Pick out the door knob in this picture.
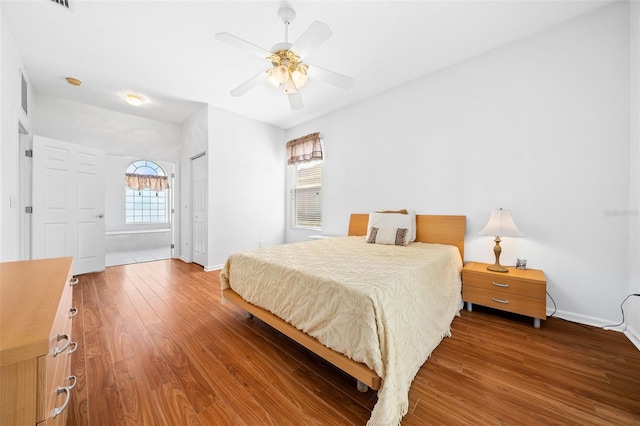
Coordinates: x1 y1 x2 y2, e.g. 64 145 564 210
96 214 104 219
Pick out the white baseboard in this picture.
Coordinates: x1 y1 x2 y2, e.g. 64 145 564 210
548 308 640 351
204 264 223 272
179 256 191 263
548 308 614 328
624 324 640 350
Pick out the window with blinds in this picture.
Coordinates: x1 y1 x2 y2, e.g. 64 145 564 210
290 160 322 229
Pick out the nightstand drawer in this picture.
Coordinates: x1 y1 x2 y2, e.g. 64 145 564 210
462 262 547 327
463 286 546 319
463 273 545 299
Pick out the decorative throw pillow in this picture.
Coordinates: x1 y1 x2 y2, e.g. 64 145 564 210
367 227 408 246
366 210 416 245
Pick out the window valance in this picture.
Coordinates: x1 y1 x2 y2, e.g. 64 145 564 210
286 132 322 165
125 173 169 191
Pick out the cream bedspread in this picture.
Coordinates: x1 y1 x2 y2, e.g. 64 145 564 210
220 236 462 426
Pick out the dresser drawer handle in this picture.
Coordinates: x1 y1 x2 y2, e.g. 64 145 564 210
52 376 76 418
69 277 79 286
492 282 510 288
53 333 70 356
69 307 78 318
492 297 509 304
68 341 78 355
67 375 77 390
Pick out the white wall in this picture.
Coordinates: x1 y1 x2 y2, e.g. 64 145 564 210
179 104 208 263
0 9 33 261
206 106 286 270
628 1 640 347
286 2 633 328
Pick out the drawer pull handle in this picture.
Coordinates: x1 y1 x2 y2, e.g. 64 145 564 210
52 376 76 418
68 341 78 355
69 277 79 286
492 282 510 288
69 307 78 318
492 297 509 304
67 374 77 390
54 333 70 356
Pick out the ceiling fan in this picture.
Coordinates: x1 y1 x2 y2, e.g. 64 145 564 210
215 7 353 110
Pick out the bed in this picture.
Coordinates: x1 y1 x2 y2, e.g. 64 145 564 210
220 213 465 426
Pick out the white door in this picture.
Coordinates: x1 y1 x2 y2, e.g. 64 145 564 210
192 153 207 267
32 136 106 275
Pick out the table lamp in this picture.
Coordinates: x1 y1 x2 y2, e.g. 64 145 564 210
479 208 525 273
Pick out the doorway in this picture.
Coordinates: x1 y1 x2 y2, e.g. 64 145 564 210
104 157 175 267
191 152 207 267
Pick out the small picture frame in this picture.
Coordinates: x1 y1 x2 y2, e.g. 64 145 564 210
516 258 527 270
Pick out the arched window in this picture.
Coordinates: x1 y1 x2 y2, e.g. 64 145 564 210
125 160 169 224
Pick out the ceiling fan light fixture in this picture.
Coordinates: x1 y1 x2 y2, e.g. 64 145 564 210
266 69 280 88
284 79 297 94
291 67 308 89
274 65 289 84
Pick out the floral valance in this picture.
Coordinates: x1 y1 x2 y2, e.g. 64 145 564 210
286 132 322 165
125 173 169 191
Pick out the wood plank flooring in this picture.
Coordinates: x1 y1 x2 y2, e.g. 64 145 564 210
68 259 640 425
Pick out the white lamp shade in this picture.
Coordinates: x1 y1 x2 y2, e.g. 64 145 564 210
479 209 525 237
266 69 280 88
284 79 297 94
291 69 308 89
274 65 289 84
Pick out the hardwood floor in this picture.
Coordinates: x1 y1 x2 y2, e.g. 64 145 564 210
68 259 640 425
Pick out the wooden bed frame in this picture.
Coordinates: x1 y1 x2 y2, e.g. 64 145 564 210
221 214 466 391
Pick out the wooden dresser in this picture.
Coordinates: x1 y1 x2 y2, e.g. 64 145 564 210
462 261 547 328
1 257 77 425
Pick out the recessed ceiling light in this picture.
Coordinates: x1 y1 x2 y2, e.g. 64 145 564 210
125 93 146 106
66 77 81 86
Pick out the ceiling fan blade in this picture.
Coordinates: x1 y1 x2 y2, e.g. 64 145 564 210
307 65 353 89
288 92 303 110
229 70 268 97
290 21 332 59
215 32 271 58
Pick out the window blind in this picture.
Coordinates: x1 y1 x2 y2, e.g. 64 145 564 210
291 160 322 229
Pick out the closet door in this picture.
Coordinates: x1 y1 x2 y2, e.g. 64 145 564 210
192 153 207 267
32 136 106 274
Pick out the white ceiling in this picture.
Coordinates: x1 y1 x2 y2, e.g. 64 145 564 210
1 0 614 129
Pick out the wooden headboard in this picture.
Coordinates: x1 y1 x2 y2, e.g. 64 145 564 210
348 213 466 260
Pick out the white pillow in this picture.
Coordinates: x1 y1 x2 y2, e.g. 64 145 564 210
367 227 409 246
366 210 416 245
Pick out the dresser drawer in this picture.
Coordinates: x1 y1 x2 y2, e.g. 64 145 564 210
463 285 546 319
463 272 545 299
1 257 75 426
39 269 77 424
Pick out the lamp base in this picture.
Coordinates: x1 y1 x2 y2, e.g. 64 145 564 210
487 264 509 273
487 236 509 273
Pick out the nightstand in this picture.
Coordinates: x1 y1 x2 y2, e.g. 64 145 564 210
462 262 547 328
